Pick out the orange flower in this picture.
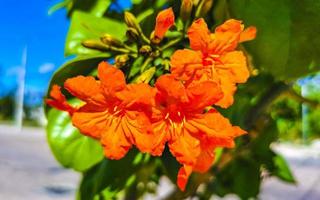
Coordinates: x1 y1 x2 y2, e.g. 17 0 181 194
170 18 256 108
46 62 156 160
154 7 175 39
150 75 245 190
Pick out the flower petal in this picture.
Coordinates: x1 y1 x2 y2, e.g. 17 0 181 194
177 164 193 191
170 49 203 82
214 72 237 108
217 51 249 83
100 116 132 160
98 61 126 97
186 110 246 141
122 111 155 154
240 26 257 43
155 74 189 104
71 109 109 139
208 19 244 54
151 120 169 156
116 83 156 111
188 18 211 51
185 81 223 111
46 85 75 115
154 7 175 39
193 147 215 173
168 127 200 166
64 75 107 106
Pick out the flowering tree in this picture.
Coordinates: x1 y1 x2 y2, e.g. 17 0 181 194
45 0 320 199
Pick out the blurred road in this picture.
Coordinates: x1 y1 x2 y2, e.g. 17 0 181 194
0 125 320 200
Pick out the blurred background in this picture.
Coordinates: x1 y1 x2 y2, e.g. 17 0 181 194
1 0 320 200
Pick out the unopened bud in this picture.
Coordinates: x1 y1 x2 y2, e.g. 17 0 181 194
115 54 129 68
124 11 142 32
139 45 152 54
82 40 110 51
100 34 124 47
180 0 193 22
126 27 140 42
196 0 213 17
202 0 213 15
134 67 156 83
150 31 161 44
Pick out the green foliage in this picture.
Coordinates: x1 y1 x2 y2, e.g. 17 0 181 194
65 11 126 56
227 0 320 80
47 106 104 172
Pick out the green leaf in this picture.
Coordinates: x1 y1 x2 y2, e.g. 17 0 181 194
213 157 261 199
77 150 139 200
227 0 320 80
65 11 126 56
273 154 296 183
46 106 103 172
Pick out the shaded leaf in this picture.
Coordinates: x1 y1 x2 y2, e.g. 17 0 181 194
77 150 139 200
228 0 320 80
46 107 103 172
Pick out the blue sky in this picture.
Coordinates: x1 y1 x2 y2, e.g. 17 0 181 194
0 0 68 105
0 0 132 106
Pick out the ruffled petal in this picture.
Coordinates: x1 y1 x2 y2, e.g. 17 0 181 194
185 81 223 112
116 83 156 111
187 18 211 51
46 85 75 115
240 26 257 43
217 51 249 83
100 116 132 160
155 74 189 104
170 49 203 82
210 19 244 53
64 75 107 106
71 109 109 139
177 164 193 191
168 127 200 166
122 111 155 154
186 110 246 141
154 7 175 39
215 72 237 108
151 120 170 156
97 61 126 97
193 147 215 173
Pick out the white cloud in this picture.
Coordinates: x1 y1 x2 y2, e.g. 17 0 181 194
38 63 55 74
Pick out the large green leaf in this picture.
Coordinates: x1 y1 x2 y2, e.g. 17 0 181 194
46 107 104 172
77 150 139 200
227 0 320 80
65 11 126 56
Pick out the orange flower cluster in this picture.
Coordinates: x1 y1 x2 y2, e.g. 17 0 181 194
47 8 256 191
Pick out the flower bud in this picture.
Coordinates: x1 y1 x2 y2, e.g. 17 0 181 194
126 27 140 42
202 0 213 16
82 40 110 51
134 67 156 83
139 45 152 54
196 0 213 17
115 54 129 68
124 11 142 33
153 7 175 40
100 34 124 47
180 0 193 22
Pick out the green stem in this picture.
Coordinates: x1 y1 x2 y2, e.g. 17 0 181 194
160 37 183 51
244 82 290 130
140 57 153 73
